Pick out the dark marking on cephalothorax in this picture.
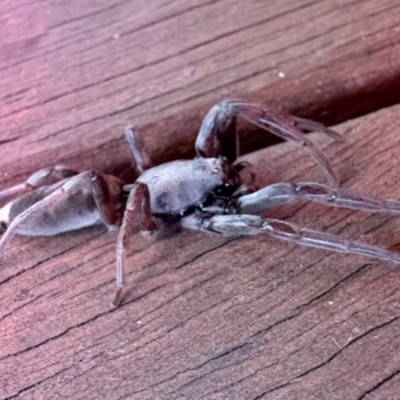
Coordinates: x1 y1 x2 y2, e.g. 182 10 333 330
155 192 169 212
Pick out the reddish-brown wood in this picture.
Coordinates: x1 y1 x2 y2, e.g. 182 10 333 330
2 0 400 177
1 1 400 399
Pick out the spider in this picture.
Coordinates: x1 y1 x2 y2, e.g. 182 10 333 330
1 100 400 307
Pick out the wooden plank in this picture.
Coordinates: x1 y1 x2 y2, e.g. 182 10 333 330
1 0 400 399
1 0 400 179
2 105 400 399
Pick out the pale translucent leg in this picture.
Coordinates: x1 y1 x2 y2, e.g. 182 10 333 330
125 127 153 176
0 165 77 208
196 100 340 186
181 213 400 265
238 182 400 215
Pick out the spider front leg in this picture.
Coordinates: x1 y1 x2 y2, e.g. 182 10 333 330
238 182 400 215
182 213 400 265
260 218 400 265
113 182 156 308
196 100 340 187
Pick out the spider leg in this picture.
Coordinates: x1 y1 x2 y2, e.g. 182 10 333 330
182 213 400 265
261 218 400 265
196 100 340 187
90 171 125 229
195 103 239 163
0 170 123 260
113 182 155 308
238 182 400 215
0 165 78 208
125 127 153 176
292 116 341 140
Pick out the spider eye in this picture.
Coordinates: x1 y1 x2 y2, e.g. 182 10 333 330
0 221 7 231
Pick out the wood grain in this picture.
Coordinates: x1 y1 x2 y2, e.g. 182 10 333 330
2 0 400 177
1 0 400 399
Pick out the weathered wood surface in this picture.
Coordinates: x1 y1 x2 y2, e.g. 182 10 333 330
1 0 400 399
